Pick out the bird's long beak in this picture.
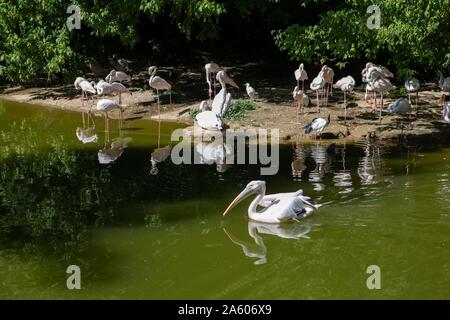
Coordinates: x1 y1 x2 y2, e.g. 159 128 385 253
223 187 254 216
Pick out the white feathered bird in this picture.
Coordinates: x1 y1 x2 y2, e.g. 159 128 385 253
405 78 420 106
303 114 331 138
334 75 355 121
222 180 319 224
294 63 308 90
245 83 257 100
106 70 131 83
148 66 172 118
293 86 310 114
443 104 450 123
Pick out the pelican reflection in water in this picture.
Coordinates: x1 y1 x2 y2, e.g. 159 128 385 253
223 221 311 265
195 132 232 173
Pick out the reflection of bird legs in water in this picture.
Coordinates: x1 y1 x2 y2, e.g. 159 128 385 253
149 120 172 175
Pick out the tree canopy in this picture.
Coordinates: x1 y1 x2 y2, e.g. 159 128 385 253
0 0 449 83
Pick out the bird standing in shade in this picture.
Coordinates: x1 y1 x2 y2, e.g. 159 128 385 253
106 70 131 83
245 83 257 100
438 71 450 98
205 62 221 100
148 66 172 120
304 114 331 139
404 78 420 107
388 98 412 130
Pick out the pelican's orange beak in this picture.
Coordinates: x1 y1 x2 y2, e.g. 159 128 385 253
222 187 255 216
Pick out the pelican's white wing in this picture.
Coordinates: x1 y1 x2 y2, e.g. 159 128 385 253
195 111 223 130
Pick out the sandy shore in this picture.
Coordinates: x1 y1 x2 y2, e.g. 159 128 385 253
1 80 449 144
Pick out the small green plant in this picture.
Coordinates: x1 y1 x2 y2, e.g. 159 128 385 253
393 87 407 98
189 109 201 119
224 100 256 121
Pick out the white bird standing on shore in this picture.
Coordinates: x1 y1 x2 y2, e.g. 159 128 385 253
245 83 257 100
195 71 237 131
294 63 308 91
148 66 172 119
95 80 114 95
404 78 420 106
222 180 319 223
366 68 395 122
310 73 326 113
443 104 450 123
320 65 335 101
74 77 96 107
362 63 394 106
205 62 221 100
303 114 331 139
106 70 131 83
388 98 413 130
110 82 132 105
334 75 355 122
96 99 123 134
293 86 310 115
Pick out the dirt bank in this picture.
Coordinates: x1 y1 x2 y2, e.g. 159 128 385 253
1 67 449 144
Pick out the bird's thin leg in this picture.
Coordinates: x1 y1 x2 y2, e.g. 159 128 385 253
169 90 173 109
379 93 383 123
157 89 160 121
119 92 122 105
408 93 411 105
316 90 319 113
344 91 347 124
213 72 217 97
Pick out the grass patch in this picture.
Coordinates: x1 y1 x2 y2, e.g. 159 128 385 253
224 99 256 121
189 109 201 119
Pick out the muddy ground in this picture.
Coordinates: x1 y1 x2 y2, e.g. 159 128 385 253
1 61 449 144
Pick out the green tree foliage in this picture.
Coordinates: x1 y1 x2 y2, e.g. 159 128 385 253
274 0 450 79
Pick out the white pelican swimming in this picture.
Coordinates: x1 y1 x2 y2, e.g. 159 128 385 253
222 180 318 224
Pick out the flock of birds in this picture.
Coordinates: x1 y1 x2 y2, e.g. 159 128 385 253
73 58 450 224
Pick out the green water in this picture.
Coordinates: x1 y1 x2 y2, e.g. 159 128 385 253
0 99 449 299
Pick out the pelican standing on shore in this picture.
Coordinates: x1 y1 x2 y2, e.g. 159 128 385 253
222 181 319 223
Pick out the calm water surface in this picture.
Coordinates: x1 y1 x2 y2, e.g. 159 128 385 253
0 99 449 299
